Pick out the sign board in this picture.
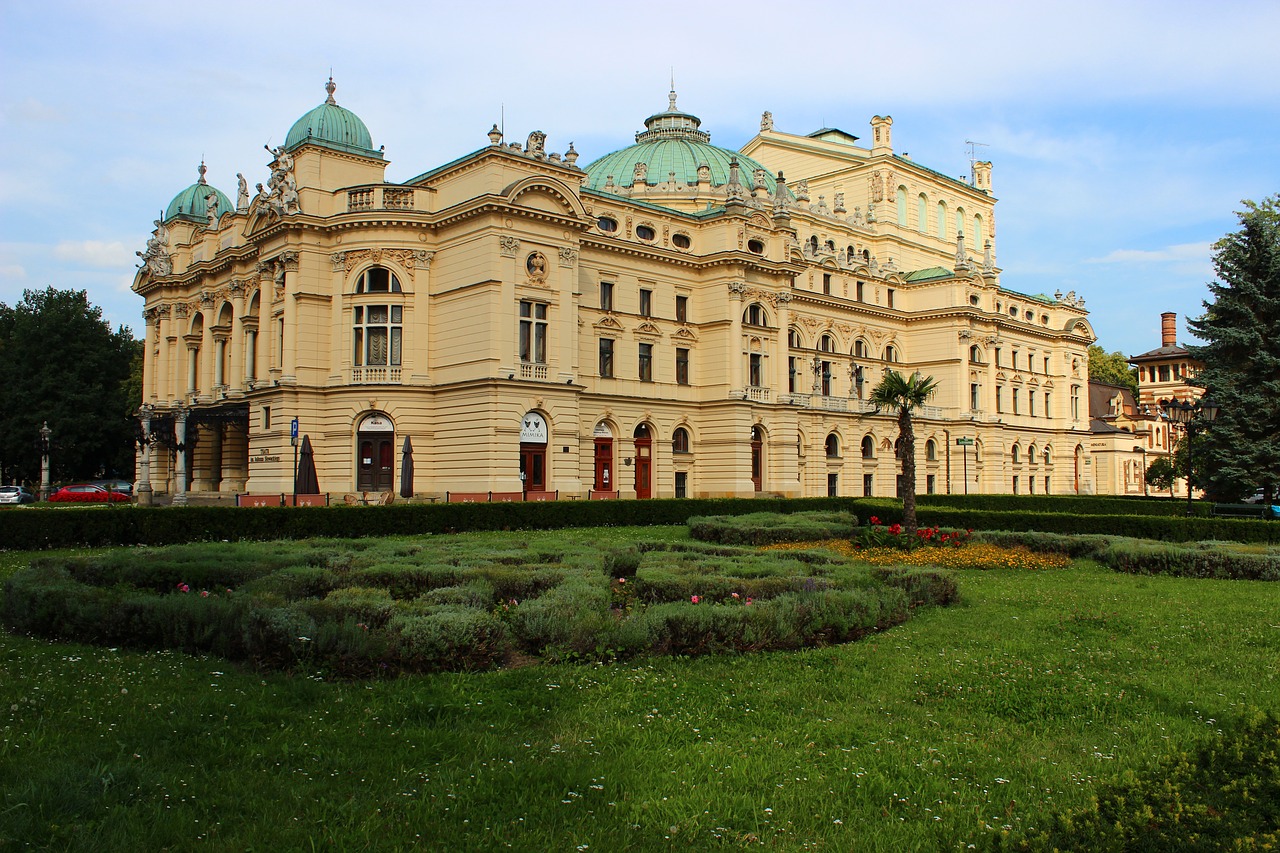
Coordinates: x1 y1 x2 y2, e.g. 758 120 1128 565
955 437 974 446
359 413 395 433
593 422 613 438
290 417 299 447
520 412 548 443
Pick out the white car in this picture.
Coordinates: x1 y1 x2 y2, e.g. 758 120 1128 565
0 485 36 505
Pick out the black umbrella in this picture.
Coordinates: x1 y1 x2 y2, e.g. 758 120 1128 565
295 434 320 495
400 436 414 498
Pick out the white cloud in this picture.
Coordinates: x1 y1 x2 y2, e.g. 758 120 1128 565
53 240 133 269
1087 242 1213 264
0 263 27 281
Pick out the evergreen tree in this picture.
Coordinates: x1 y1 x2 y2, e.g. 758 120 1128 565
0 288 141 485
1187 195 1280 502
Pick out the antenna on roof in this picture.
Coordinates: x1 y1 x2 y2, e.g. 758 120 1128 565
965 139 988 185
500 103 504 142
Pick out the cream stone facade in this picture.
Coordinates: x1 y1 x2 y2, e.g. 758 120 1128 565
133 81 1100 502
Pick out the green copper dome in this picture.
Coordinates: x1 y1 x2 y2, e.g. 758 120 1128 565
284 77 379 157
583 91 784 197
164 162 234 224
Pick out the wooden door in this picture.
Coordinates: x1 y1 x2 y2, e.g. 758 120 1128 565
594 438 613 492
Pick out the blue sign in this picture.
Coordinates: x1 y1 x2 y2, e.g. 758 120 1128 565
291 417 299 446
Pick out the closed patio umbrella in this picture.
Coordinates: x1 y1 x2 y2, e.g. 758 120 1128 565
400 435 414 498
295 434 320 495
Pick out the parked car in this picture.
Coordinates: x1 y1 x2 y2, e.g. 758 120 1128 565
48 484 130 504
93 479 134 497
0 485 35 505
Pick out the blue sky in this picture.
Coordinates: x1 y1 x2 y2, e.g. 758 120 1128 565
2 0 1277 360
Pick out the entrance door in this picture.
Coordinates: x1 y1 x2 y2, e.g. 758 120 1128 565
750 426 763 492
358 436 394 492
594 438 613 492
633 425 652 499
520 443 546 493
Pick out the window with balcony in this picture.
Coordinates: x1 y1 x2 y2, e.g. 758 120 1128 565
353 304 402 367
749 353 764 387
519 301 547 364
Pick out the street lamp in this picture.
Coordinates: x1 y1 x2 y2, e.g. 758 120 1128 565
1163 396 1220 516
38 421 51 502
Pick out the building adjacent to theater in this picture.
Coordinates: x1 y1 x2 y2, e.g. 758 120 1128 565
132 80 1102 502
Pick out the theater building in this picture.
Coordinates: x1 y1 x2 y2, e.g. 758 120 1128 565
132 79 1099 502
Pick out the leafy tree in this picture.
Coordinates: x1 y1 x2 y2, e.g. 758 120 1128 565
1087 344 1138 397
870 370 939 534
1188 195 1280 503
0 288 142 486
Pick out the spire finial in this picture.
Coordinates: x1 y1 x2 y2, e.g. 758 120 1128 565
197 161 207 184
325 75 337 105
668 68 677 111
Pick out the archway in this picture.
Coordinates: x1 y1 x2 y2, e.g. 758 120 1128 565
519 412 548 494
356 412 395 493
593 421 614 493
750 425 765 492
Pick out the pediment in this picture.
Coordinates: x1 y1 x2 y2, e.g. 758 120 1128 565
633 321 663 338
672 325 699 342
594 315 625 332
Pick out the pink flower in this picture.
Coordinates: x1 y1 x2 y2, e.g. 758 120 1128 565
690 595 700 604
617 578 626 584
199 590 209 598
731 592 740 599
226 588 233 594
177 583 190 593
745 597 753 606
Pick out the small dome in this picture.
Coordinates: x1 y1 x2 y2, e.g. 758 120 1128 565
164 162 234 224
284 77 379 157
583 90 785 197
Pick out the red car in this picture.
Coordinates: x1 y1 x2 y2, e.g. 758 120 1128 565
49 484 130 503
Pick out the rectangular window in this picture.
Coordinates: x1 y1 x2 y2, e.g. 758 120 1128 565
996 385 1004 413
822 273 831 295
886 288 895 308
1070 386 1080 420
639 288 652 317
675 294 688 323
1012 476 1019 495
926 474 936 495
262 406 271 430
821 360 831 396
863 473 873 497
1029 391 1037 417
354 304 403 366
675 471 687 499
971 383 980 410
749 353 763 387
1045 391 1052 417
788 356 798 393
638 343 653 381
856 281 864 302
1044 356 1050 374
1012 350 1019 371
1028 353 1035 373
1013 388 1020 415
1158 365 1171 382
598 338 614 378
600 281 614 311
675 347 689 385
519 301 547 364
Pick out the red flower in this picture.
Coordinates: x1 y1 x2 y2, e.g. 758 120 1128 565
870 516 880 525
690 595 700 604
888 523 902 536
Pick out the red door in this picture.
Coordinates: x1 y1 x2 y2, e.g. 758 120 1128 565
750 426 763 492
520 443 546 492
634 437 652 499
594 439 613 492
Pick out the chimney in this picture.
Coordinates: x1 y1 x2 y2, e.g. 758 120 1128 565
1161 312 1177 347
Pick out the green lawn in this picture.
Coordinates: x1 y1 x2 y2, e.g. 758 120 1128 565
2 527 1278 851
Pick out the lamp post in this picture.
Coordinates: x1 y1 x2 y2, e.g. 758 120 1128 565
1163 397 1220 516
38 421 51 502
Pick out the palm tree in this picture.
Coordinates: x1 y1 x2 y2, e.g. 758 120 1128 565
869 370 940 534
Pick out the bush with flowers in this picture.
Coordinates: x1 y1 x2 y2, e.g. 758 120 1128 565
852 516 973 552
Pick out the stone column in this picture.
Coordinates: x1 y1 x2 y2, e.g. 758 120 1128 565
137 404 154 506
228 280 246 394
727 282 745 392
173 408 189 506
38 421 51 501
280 252 299 382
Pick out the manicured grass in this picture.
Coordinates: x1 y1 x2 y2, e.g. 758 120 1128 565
2 528 1278 851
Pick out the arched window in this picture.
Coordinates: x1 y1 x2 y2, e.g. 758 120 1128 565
356 266 402 293
917 193 928 232
936 201 947 239
854 339 867 358
1012 444 1021 464
788 328 802 348
926 439 937 461
825 239 836 253
1028 443 1038 465
955 207 966 241
807 236 819 255
847 246 856 264
825 434 840 458
861 436 875 459
672 427 690 454
884 345 897 363
896 186 908 226
819 334 834 353
973 213 983 248
743 303 769 327
969 345 981 363
1043 446 1052 466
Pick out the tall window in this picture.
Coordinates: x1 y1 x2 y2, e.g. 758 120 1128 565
1029 390 1037 417
672 427 690 454
639 288 652 317
353 304 402 366
825 434 840 458
856 281 864 302
886 289 895 309
896 186 908 226
996 385 1004 413
600 281 614 311
936 201 947 239
971 383 980 410
598 338 614 377
675 347 689 385
820 360 832 396
884 345 897 363
822 273 831 295
917 193 928 232
1045 391 1052 416
1013 387 1020 415
675 294 688 323
861 436 874 458
1070 385 1080 419
519 301 547 364
638 343 653 381
749 353 763 386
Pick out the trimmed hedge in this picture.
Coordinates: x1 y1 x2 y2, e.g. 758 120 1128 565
919 492 1213 517
687 511 858 545
0 497 876 551
911 507 1280 545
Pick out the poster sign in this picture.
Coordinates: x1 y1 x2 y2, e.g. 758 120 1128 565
520 413 548 443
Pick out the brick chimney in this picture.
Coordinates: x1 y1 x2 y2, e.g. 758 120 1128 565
1161 312 1177 347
